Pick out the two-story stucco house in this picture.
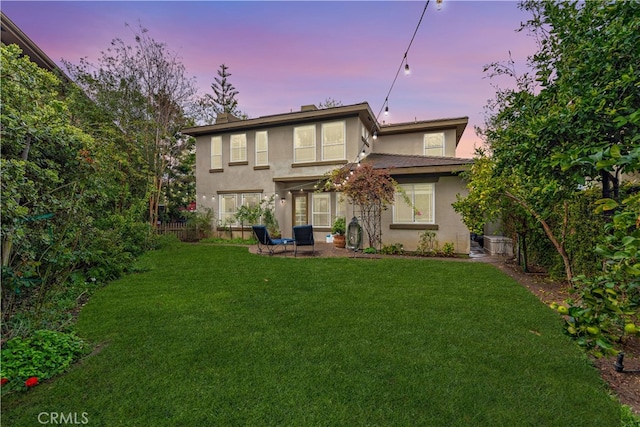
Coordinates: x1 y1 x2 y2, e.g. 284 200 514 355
182 102 473 253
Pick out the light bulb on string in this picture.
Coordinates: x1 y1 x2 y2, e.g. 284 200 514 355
373 131 378 140
436 0 443 10
404 53 410 75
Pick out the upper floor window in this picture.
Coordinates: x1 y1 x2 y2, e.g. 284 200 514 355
230 134 247 162
255 131 268 166
322 121 345 160
294 125 316 163
424 132 445 157
394 183 435 224
211 136 222 169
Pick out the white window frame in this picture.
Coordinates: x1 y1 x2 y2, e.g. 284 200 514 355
210 136 222 169
219 194 238 224
322 121 346 161
312 193 331 227
424 132 445 157
220 192 263 226
242 193 262 209
255 131 268 166
230 134 247 162
394 183 435 224
335 192 347 221
294 125 316 163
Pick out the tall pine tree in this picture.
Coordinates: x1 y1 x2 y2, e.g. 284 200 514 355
199 64 247 122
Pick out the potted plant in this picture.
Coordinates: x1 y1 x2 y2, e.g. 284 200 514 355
332 217 346 248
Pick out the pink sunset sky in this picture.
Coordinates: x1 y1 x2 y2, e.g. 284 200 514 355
2 0 538 158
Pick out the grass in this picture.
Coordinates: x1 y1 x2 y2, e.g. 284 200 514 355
2 243 621 426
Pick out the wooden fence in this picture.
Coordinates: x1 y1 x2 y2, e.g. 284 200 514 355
156 222 202 242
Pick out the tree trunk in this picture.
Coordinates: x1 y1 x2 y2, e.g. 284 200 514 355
504 191 573 282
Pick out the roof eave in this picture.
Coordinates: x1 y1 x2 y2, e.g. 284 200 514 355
183 102 378 136
378 117 469 146
1 12 71 83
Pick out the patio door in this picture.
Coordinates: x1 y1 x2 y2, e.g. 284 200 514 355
293 193 308 226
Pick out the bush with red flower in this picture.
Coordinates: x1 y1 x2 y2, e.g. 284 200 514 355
1 330 87 393
24 377 39 388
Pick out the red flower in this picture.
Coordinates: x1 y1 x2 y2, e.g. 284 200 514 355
1 378 8 386
24 377 38 387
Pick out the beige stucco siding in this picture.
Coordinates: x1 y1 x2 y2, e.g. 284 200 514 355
380 175 470 253
373 128 457 157
195 116 366 230
186 103 470 247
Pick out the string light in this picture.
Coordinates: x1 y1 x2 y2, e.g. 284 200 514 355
436 0 443 11
339 0 434 176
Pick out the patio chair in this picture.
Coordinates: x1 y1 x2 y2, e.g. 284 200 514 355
252 225 294 255
292 225 314 257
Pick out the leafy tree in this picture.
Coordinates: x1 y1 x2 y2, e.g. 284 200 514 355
557 190 640 356
455 0 640 282
1 44 99 333
318 97 343 109
455 0 639 355
161 141 196 222
64 23 197 227
320 164 398 249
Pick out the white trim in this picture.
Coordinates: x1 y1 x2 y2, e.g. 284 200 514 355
293 125 316 163
255 131 268 166
210 136 222 169
424 132 445 157
230 133 247 162
321 121 346 161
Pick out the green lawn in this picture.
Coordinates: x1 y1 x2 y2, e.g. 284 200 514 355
2 244 621 426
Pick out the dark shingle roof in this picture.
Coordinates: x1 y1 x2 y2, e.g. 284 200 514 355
363 153 472 172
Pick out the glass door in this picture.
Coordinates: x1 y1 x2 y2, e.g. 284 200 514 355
293 193 308 226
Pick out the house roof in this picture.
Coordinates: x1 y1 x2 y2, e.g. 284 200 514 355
378 117 469 146
182 102 468 145
1 12 70 82
362 153 472 175
182 102 378 136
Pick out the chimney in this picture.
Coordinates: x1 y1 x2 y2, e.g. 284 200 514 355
300 104 318 112
215 113 241 124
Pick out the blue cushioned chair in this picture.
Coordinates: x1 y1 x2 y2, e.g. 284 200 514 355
293 225 314 257
252 225 294 255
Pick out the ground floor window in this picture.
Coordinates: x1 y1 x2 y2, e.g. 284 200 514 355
220 194 237 225
335 192 348 221
219 192 262 225
394 183 434 223
312 193 331 227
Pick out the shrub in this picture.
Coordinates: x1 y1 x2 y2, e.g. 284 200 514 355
380 243 404 255
416 231 439 256
555 192 640 357
1 330 89 392
441 242 456 257
185 208 214 241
